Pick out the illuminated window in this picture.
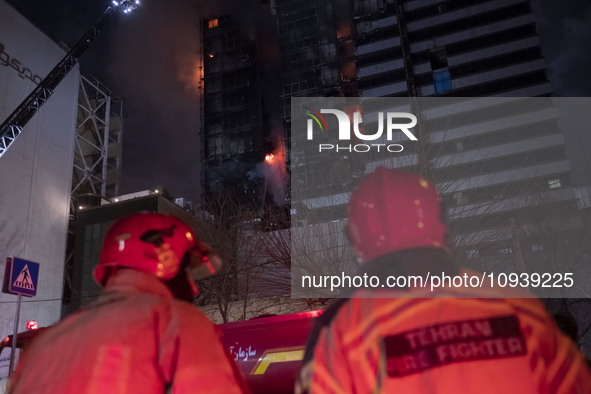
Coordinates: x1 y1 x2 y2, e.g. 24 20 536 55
433 69 452 93
208 19 218 28
547 178 561 189
453 191 466 205
430 47 452 93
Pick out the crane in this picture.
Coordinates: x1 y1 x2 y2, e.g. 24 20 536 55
0 0 141 159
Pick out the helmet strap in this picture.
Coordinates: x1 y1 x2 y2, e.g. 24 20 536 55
163 254 196 303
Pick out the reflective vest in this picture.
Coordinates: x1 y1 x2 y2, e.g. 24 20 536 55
9 270 248 394
297 249 591 394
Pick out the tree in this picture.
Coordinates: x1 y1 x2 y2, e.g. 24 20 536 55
195 195 325 323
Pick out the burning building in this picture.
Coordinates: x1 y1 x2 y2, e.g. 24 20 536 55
200 0 586 267
200 1 285 211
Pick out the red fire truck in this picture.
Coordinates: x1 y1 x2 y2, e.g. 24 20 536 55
219 310 321 393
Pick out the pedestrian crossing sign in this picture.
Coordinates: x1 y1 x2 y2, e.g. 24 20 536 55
7 257 39 297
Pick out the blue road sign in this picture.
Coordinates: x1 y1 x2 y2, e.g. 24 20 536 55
8 257 39 297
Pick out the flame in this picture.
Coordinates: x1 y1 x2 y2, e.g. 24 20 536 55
265 153 275 164
337 22 352 39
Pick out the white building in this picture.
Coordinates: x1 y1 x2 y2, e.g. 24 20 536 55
0 0 78 342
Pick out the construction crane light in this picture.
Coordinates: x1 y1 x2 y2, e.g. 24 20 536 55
113 0 140 14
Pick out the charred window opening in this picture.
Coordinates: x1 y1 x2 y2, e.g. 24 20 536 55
430 47 448 70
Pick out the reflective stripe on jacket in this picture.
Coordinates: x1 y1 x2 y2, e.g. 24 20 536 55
297 249 591 394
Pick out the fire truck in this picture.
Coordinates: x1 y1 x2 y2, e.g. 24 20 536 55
0 310 321 393
219 310 321 393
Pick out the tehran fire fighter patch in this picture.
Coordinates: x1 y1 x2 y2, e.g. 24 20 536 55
381 315 527 377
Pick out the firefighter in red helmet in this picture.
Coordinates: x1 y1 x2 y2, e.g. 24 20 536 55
297 167 591 394
9 213 248 394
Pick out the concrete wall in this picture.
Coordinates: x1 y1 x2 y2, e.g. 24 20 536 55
0 0 78 340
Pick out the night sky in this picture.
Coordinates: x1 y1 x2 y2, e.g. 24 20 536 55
4 0 591 201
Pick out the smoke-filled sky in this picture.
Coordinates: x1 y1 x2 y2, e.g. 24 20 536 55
5 0 591 201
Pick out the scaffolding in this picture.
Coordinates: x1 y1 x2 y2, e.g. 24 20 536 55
71 75 123 205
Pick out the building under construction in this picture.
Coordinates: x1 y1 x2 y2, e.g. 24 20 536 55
199 0 590 275
200 1 283 210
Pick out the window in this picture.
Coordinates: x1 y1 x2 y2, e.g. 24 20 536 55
547 178 562 189
208 19 218 28
430 48 452 93
430 48 449 70
215 137 222 155
433 68 452 93
453 191 467 205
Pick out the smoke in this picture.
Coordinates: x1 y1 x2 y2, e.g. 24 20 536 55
248 121 288 206
533 0 591 96
265 143 288 206
106 0 201 200
106 0 276 202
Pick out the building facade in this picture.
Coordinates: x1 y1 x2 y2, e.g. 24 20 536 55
0 0 79 340
64 193 201 315
286 0 584 272
200 1 283 209
1 1 125 338
200 0 588 284
355 0 551 97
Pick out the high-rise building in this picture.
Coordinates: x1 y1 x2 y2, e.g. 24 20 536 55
349 0 578 266
200 1 284 209
355 0 552 97
201 0 588 272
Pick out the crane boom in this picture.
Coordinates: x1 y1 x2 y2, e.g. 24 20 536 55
0 1 139 159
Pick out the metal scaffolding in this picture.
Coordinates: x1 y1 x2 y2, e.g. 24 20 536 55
71 75 123 204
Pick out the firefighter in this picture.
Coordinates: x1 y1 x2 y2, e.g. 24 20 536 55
297 167 591 394
9 213 248 393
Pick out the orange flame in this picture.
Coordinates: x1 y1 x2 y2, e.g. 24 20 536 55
265 153 275 164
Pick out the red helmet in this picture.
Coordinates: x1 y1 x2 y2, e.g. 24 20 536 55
94 213 219 293
347 167 446 263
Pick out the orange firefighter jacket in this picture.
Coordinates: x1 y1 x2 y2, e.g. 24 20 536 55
297 249 591 394
9 269 248 394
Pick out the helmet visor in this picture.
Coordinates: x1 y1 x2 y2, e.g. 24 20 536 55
187 242 223 280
